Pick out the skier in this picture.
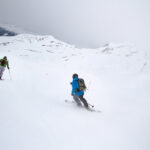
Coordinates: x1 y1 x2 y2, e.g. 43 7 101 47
71 73 89 108
0 56 9 80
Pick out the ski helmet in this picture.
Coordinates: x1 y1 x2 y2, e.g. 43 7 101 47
72 73 78 79
3 56 7 60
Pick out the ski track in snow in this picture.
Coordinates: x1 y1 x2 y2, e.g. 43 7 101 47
0 34 150 150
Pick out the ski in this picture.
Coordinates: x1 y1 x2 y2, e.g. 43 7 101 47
65 99 101 113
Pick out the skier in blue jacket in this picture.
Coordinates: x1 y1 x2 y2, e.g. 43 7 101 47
71 73 89 108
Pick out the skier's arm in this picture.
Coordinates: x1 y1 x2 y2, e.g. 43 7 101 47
72 85 76 95
72 81 80 95
6 61 9 69
72 81 77 95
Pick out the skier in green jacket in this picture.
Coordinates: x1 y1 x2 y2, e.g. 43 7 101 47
0 56 9 80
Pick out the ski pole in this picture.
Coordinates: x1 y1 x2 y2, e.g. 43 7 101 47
8 69 12 80
87 81 92 91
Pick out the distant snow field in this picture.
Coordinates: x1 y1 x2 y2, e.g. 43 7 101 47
0 34 150 150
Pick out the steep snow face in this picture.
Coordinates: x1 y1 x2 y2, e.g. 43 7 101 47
0 34 149 73
0 34 150 150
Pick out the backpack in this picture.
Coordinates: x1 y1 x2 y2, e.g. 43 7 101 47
1 59 6 66
78 78 86 91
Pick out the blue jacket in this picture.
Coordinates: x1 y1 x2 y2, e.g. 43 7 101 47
72 77 84 96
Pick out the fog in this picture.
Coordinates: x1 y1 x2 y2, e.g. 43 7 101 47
0 0 150 48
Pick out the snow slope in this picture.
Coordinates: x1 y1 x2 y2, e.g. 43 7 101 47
0 34 150 150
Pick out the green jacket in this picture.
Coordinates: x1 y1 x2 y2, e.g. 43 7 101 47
0 59 9 69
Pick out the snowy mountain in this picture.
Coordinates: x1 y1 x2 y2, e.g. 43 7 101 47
0 23 34 35
0 27 17 36
0 33 150 150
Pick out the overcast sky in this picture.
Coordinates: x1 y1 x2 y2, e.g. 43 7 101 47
0 0 150 48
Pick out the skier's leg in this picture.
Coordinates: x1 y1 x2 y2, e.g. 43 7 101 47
79 95 89 108
73 95 82 106
0 67 5 79
0 67 2 79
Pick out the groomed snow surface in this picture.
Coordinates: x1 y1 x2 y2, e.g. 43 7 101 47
0 34 150 150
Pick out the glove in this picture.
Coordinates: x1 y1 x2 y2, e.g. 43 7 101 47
75 89 80 92
8 67 10 69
